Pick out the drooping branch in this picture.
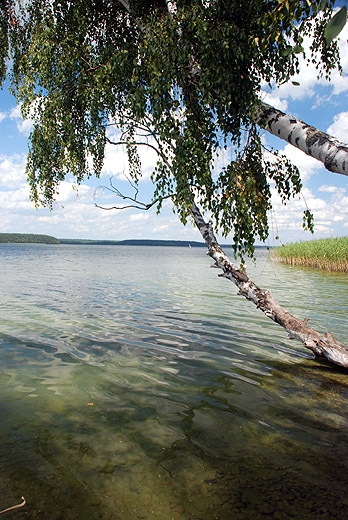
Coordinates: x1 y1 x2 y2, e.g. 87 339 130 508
260 101 348 176
191 202 348 369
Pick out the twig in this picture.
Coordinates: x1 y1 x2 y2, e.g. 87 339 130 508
0 497 26 515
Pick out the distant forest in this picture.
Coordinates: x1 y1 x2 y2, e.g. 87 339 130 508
0 233 60 244
0 234 206 247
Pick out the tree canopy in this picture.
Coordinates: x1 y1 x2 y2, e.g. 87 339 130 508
1 0 346 256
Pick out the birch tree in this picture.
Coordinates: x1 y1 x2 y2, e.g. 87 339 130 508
1 0 346 255
1 0 348 366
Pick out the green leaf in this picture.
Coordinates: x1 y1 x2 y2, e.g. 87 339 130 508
292 44 304 54
291 80 300 86
281 45 292 57
324 6 347 47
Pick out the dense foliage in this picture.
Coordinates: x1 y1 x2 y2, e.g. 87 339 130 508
0 0 344 256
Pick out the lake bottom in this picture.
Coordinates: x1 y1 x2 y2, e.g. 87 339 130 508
1 349 348 520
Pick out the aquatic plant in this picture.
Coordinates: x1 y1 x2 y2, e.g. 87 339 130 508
274 237 348 272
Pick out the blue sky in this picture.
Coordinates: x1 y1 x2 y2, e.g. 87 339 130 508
0 20 348 245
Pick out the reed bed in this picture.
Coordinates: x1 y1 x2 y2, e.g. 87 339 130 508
273 237 348 272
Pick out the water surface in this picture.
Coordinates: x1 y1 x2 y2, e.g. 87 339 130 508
1 244 348 519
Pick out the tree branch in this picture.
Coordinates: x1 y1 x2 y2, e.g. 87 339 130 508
260 101 348 176
106 137 161 157
94 177 174 211
117 0 130 11
191 202 348 369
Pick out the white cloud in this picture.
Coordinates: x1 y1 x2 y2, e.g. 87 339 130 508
9 103 33 135
319 184 346 194
0 153 27 188
327 111 348 142
152 224 169 233
129 213 149 222
330 69 348 96
102 142 128 178
9 105 21 119
0 185 32 209
331 25 348 95
56 181 91 204
261 91 288 112
261 18 348 108
282 143 322 183
17 118 33 135
270 181 348 243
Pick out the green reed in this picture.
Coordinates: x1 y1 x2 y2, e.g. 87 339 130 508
273 237 348 272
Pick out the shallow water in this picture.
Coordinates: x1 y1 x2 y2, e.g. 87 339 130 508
1 244 348 519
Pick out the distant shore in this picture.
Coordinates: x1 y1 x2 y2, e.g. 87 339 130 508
59 238 207 247
0 233 270 250
0 233 206 247
0 233 60 244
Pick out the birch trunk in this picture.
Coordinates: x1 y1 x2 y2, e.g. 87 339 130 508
260 102 348 176
191 202 348 369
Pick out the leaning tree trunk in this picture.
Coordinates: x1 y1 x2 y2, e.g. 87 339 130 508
118 0 348 368
191 202 348 369
260 102 348 177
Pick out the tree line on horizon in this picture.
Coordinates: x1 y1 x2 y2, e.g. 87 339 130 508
0 233 207 246
0 233 60 244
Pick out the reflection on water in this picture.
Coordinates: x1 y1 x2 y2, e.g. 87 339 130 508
1 244 348 519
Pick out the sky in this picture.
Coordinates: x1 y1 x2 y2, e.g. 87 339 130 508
0 18 348 245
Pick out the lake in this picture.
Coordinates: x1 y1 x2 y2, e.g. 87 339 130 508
1 243 348 519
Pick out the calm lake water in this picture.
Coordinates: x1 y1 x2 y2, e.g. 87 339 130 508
1 243 348 519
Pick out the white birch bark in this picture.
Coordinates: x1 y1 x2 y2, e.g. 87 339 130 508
191 202 348 368
261 102 348 176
